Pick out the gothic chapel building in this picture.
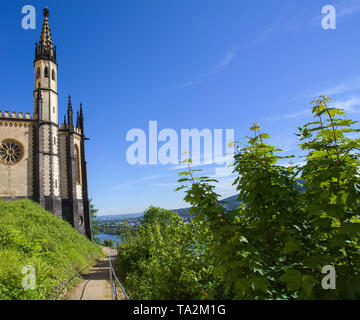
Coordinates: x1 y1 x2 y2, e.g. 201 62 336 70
0 8 92 239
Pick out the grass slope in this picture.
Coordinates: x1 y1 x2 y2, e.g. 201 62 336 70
0 199 103 300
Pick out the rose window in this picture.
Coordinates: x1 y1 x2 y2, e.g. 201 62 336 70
0 140 23 165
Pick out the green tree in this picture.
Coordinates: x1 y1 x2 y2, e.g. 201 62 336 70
104 239 114 247
179 123 306 299
89 198 100 240
118 219 134 241
294 95 360 299
117 207 222 299
178 96 360 299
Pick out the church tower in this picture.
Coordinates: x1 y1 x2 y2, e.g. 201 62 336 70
33 8 62 216
0 7 92 240
34 7 58 123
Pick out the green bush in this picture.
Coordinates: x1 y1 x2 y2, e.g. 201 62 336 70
103 239 114 247
117 207 223 299
117 96 360 300
180 96 360 299
0 199 103 300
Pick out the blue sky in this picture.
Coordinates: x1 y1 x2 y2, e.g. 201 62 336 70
1 0 360 215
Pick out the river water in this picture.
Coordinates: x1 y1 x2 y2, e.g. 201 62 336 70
95 232 122 245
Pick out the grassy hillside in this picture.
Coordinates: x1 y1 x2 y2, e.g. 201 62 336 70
0 199 103 300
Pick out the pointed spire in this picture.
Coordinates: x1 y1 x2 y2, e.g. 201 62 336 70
79 103 84 119
35 8 56 63
67 95 73 128
76 111 80 128
40 8 53 47
79 103 85 133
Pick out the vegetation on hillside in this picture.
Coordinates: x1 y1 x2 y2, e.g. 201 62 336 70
117 206 223 299
0 199 103 300
117 96 360 300
89 199 101 243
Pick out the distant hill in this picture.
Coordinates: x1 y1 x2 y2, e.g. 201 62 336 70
96 195 242 222
96 180 305 223
96 213 144 222
171 194 241 217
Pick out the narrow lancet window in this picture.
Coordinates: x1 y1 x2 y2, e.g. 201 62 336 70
75 145 82 184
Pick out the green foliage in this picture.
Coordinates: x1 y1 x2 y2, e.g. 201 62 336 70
296 95 360 299
178 98 360 300
103 239 114 247
0 199 103 300
116 96 360 300
118 219 135 241
117 207 223 299
89 198 100 238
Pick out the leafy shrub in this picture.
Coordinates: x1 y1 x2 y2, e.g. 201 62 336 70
117 96 360 300
103 239 114 247
117 207 223 299
180 96 360 299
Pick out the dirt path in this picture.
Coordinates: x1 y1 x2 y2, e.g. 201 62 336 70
64 246 123 300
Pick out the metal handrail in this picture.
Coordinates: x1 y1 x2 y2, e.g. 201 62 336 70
47 257 99 300
109 249 130 300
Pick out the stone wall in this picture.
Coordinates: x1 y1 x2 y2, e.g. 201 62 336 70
0 120 34 198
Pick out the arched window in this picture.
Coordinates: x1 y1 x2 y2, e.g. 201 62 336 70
75 145 82 184
36 68 40 79
52 69 56 81
44 67 49 78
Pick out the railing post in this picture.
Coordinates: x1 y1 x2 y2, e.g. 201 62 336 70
109 252 114 300
109 247 130 300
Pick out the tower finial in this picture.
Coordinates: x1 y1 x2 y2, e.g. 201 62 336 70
35 7 56 63
44 7 49 18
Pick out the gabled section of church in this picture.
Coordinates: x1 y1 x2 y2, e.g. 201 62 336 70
0 8 92 240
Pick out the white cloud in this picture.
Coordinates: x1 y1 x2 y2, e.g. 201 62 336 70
151 182 177 188
330 97 360 113
252 0 360 46
265 108 310 121
172 79 202 89
111 174 172 190
316 78 360 96
170 151 233 171
172 49 237 89
212 175 237 199
214 49 237 71
337 0 360 17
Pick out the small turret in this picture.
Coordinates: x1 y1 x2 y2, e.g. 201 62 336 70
67 95 73 128
76 111 80 128
79 103 85 133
